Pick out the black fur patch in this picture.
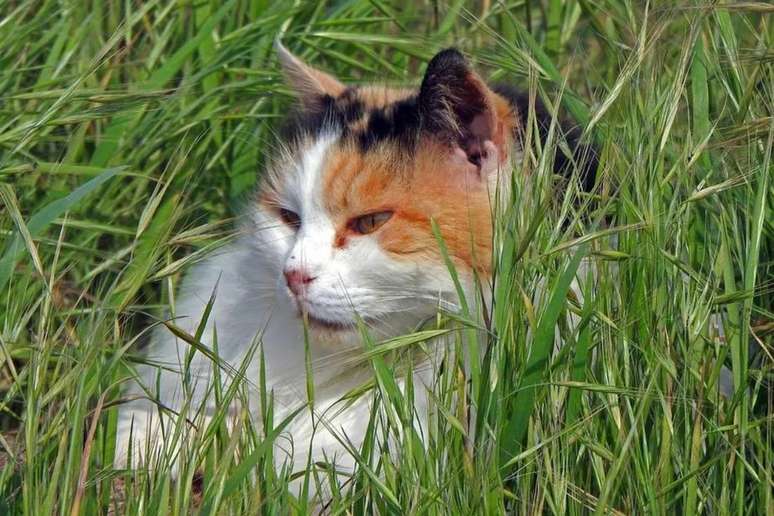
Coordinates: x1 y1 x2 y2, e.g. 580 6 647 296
279 88 422 153
336 88 366 124
278 89 365 144
356 96 421 152
278 94 336 143
492 83 598 192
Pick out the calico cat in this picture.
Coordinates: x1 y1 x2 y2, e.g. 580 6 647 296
115 44 591 490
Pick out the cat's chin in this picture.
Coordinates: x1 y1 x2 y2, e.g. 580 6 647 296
289 298 362 334
302 312 354 332
293 309 383 351
287 298 395 350
299 314 365 351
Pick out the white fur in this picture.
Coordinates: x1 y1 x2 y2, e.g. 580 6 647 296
115 133 464 488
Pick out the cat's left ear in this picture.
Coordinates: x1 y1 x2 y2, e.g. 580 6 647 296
275 41 346 108
418 49 508 178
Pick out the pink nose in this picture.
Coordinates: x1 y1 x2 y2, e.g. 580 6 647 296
283 268 315 296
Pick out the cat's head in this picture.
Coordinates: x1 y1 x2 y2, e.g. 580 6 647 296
251 45 520 340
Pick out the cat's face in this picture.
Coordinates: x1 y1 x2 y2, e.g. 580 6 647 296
251 47 518 339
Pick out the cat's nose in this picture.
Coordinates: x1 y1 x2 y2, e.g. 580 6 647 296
283 268 316 297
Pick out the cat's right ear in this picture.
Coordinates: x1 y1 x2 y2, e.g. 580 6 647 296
275 40 345 108
418 48 509 181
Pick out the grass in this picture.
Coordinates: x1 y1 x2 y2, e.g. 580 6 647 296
0 0 772 514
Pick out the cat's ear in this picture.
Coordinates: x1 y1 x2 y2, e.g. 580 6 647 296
275 41 346 107
418 49 506 178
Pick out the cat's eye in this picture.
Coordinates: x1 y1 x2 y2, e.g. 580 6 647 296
348 211 393 235
279 208 301 229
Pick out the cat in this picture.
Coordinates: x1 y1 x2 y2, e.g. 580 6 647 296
114 43 591 494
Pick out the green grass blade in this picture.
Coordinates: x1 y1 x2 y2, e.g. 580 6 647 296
0 167 120 291
500 243 588 461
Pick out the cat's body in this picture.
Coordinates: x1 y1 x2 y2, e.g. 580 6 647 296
116 234 438 475
115 45 589 489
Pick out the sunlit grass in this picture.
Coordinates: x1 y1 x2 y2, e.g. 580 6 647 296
0 1 771 514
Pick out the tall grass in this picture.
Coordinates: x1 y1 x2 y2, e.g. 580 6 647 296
0 1 771 514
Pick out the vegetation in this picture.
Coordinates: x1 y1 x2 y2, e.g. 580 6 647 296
0 0 771 514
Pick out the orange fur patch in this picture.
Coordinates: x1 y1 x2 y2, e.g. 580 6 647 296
321 139 510 275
